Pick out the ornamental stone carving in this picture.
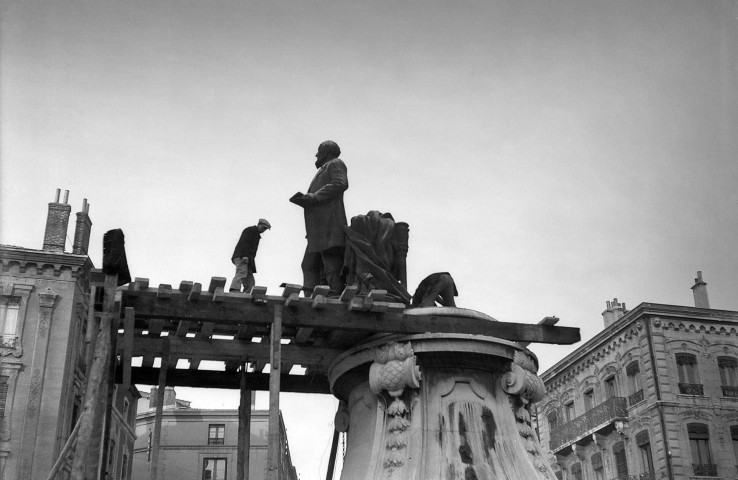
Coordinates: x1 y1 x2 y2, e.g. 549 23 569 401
368 342 421 472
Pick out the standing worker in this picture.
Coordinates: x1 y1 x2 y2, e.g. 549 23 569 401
229 218 271 293
290 140 348 295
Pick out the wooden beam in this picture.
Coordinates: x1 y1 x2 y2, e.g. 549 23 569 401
122 307 135 389
122 293 580 344
267 305 282 480
125 367 330 393
118 336 342 367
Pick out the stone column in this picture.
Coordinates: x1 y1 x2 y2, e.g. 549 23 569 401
328 310 553 480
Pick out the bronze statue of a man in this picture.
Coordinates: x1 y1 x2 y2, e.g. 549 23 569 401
290 140 348 295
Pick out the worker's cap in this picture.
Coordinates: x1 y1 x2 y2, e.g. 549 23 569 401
258 218 272 229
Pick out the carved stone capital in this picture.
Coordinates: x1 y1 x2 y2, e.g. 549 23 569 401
368 342 421 397
502 363 546 403
37 287 58 310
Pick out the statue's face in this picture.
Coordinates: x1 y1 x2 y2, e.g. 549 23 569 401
315 145 329 162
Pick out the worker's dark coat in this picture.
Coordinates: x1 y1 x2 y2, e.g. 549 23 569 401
231 226 261 272
303 158 349 252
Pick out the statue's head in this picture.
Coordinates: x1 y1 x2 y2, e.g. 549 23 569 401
316 140 341 162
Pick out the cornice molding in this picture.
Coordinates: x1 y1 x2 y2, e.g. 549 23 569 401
542 303 738 384
0 245 93 279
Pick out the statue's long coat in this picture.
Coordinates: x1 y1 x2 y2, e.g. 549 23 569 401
304 157 348 252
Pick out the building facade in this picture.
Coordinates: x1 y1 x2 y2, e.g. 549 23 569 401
537 276 738 480
131 387 298 480
0 191 139 479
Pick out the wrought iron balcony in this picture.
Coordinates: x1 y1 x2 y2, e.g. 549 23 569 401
692 463 717 476
628 389 644 406
678 383 704 395
721 385 738 397
549 397 627 452
610 472 655 480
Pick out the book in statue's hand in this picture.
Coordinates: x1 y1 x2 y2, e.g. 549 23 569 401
289 192 305 205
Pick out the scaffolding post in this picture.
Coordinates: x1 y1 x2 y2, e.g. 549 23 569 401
70 273 117 480
266 305 283 480
237 364 252 480
149 338 170 480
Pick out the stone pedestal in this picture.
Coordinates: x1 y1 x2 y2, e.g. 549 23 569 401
328 308 555 480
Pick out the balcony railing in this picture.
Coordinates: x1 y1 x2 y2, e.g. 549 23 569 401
721 385 738 397
679 383 704 395
610 472 655 480
628 389 644 406
692 464 717 476
549 397 627 451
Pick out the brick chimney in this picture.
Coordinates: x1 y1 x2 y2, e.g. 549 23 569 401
602 298 627 328
72 198 92 255
43 189 71 252
691 271 710 308
149 386 178 410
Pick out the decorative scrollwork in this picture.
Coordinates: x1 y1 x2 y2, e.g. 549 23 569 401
368 342 421 473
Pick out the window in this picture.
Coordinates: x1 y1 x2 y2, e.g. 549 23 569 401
570 462 582 480
677 354 703 395
208 424 225 445
636 431 654 475
564 401 575 422
0 376 8 419
203 458 226 480
731 426 738 470
583 389 595 411
591 453 604 480
604 375 617 399
613 441 629 477
719 357 738 397
626 362 644 405
677 354 698 382
0 300 19 348
548 411 558 431
688 423 715 476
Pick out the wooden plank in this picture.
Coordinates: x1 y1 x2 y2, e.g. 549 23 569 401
188 283 202 302
156 284 172 299
295 327 314 344
175 320 191 337
148 319 164 337
339 285 358 302
209 277 227 293
267 305 282 480
121 292 581 344
280 283 303 298
197 321 215 339
125 367 330 393
142 355 155 368
117 336 342 367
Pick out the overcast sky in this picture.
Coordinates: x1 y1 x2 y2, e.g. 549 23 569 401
2 1 737 478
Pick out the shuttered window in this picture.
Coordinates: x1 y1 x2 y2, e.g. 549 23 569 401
0 376 8 418
613 441 629 477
